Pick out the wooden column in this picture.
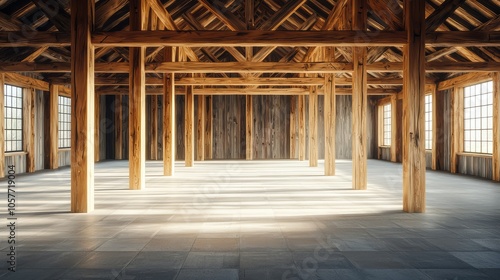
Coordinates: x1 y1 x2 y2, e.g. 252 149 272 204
434 84 445 170
298 95 306 161
150 95 158 160
430 85 438 170
204 96 213 160
246 95 253 160
493 73 500 181
163 47 175 176
129 0 146 190
46 84 58 169
94 95 100 162
196 95 205 161
70 0 95 212
352 0 368 190
0 74 4 178
23 87 35 173
115 94 123 159
403 0 426 213
290 96 297 159
450 87 463 174
185 85 194 167
324 47 336 175
309 86 318 167
390 95 397 162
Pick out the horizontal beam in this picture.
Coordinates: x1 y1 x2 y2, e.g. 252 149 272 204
426 31 500 47
92 30 407 47
3 61 500 73
176 77 325 85
0 31 70 47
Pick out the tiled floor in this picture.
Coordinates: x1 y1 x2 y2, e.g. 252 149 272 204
1 159 500 279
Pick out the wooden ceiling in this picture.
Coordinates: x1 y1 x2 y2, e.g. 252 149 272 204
0 0 499 94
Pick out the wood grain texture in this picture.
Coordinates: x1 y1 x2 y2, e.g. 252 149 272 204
44 85 58 169
212 96 245 159
324 47 336 175
298 95 306 161
163 47 175 175
493 72 500 181
185 85 194 167
246 95 253 160
4 73 49 91
70 0 94 213
204 96 213 159
402 0 426 213
450 87 464 173
115 94 123 159
309 86 318 167
196 95 205 161
290 96 297 159
128 0 146 190
94 94 100 162
23 87 35 173
0 74 4 178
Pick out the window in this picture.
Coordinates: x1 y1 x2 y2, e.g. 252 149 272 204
425 94 432 150
58 96 71 148
463 81 493 154
383 104 391 146
4 85 23 152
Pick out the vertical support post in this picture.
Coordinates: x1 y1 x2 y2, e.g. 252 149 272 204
431 84 438 170
94 95 100 162
434 84 445 170
163 47 175 175
115 94 123 159
309 86 318 167
196 95 205 161
493 73 500 181
0 74 4 178
324 47 336 175
290 95 297 159
46 84 58 168
352 0 368 190
70 0 95 212
24 87 35 173
246 95 253 160
185 84 194 167
129 0 146 190
390 95 397 162
403 0 426 212
205 96 213 160
450 87 463 173
298 95 306 161
150 95 158 160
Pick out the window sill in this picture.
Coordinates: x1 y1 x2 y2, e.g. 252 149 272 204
457 152 492 159
5 151 27 156
58 148 71 152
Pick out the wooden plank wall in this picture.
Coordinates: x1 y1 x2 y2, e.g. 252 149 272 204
441 89 452 172
458 155 493 179
212 95 246 159
34 89 45 170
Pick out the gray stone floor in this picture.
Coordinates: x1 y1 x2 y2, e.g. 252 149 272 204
1 159 500 279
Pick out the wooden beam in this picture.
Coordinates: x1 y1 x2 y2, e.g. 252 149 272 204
196 95 205 161
426 31 500 47
23 87 35 173
259 0 307 30
493 72 500 181
177 77 325 86
324 47 336 176
4 73 49 91
163 47 175 175
70 0 94 213
352 0 368 190
309 86 318 167
92 30 407 47
438 72 493 90
434 84 445 170
0 74 4 178
450 87 463 174
146 62 352 73
290 95 297 159
246 95 253 160
129 0 147 190
31 0 71 31
185 85 194 167
298 95 306 161
204 96 213 160
46 84 58 169
94 95 100 162
425 0 466 32
199 0 246 31
0 31 70 47
403 0 426 213
115 94 123 159
150 95 158 160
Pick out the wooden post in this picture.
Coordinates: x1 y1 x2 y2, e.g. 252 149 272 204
290 95 297 159
430 84 438 170
129 0 146 190
246 95 253 160
185 85 194 167
450 87 463 173
46 84 58 169
205 96 213 160
163 47 175 176
403 0 426 213
115 94 123 160
493 73 500 181
352 0 368 190
94 95 100 162
309 86 318 167
70 0 95 212
298 95 306 161
196 95 205 161
23 87 36 173
150 95 158 160
0 74 4 178
390 95 397 162
324 46 336 175
434 84 445 170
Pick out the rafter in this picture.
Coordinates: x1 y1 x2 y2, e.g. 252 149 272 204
426 0 467 32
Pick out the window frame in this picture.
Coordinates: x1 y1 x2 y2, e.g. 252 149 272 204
424 93 433 150
4 84 24 153
58 95 71 149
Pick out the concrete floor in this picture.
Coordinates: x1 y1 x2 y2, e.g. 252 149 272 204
1 159 500 279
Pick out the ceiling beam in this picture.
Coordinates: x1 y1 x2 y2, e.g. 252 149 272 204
425 0 466 32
